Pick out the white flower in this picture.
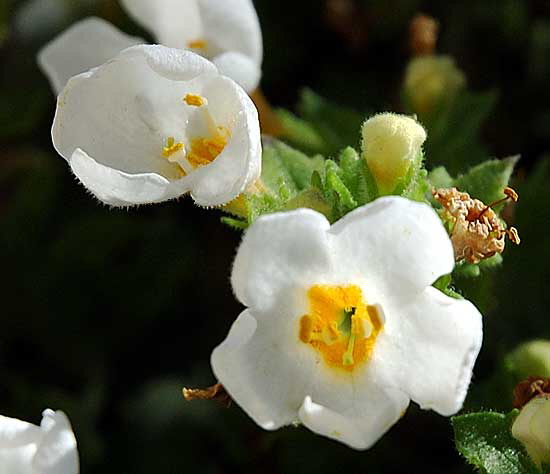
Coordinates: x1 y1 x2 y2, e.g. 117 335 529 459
38 17 143 95
512 396 550 468
0 409 79 474
120 0 262 91
38 0 262 93
52 44 261 207
211 196 483 449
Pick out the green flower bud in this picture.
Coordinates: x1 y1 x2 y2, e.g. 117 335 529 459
511 396 550 469
361 113 426 195
507 340 550 380
404 55 466 117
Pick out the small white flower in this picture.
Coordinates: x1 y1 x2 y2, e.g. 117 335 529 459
212 196 483 449
38 17 143 95
0 409 79 474
120 0 263 91
39 0 262 93
52 44 261 207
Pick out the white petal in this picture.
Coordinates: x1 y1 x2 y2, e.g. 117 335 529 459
198 0 263 64
33 410 78 474
212 309 317 429
329 196 454 297
189 76 261 206
231 209 332 311
0 415 41 448
38 17 143 94
53 45 259 206
212 51 261 93
68 148 191 206
299 382 409 450
372 287 483 416
120 0 203 49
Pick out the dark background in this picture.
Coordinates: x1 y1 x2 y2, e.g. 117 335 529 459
0 0 549 472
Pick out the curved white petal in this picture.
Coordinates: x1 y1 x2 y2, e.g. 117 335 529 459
69 148 192 206
198 0 263 64
212 309 317 429
33 410 78 474
299 383 409 450
120 0 202 49
372 287 483 416
212 51 261 93
53 44 260 207
329 196 454 297
0 415 41 448
231 209 332 311
38 17 143 94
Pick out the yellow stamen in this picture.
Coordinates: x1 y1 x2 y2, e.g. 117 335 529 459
184 94 207 107
162 137 184 158
187 127 229 168
187 39 208 50
299 285 383 372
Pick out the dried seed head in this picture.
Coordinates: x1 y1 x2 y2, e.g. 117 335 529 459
182 382 232 408
409 14 439 56
432 187 520 264
513 377 550 409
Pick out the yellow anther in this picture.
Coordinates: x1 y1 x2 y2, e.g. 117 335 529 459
162 137 184 158
299 285 383 372
184 94 207 107
187 127 229 168
187 39 208 50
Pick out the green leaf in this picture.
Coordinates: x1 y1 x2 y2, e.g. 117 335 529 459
429 166 455 189
338 147 378 205
456 156 519 206
261 139 325 195
276 108 329 155
297 89 365 155
452 411 540 474
220 217 248 230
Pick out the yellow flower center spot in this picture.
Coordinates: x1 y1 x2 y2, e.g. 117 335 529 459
187 39 208 50
187 127 230 167
184 94 207 107
299 285 383 372
162 137 187 176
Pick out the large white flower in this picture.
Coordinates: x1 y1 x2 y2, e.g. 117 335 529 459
211 196 483 449
39 0 262 93
52 44 261 207
0 409 79 474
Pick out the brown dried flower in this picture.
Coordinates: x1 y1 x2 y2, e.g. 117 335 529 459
433 187 520 264
513 377 550 409
182 382 232 408
409 14 439 56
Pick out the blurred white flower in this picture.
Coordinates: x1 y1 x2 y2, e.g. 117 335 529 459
39 0 262 93
38 17 143 94
212 196 483 449
0 409 79 474
52 45 261 207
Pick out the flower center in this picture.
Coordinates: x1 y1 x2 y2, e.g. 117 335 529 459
299 285 383 372
161 94 230 177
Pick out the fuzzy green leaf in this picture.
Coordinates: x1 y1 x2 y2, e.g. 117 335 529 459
338 147 378 205
276 108 329 155
452 411 540 474
429 166 455 189
456 156 519 205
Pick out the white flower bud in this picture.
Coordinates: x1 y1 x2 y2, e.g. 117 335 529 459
361 113 427 195
512 396 550 468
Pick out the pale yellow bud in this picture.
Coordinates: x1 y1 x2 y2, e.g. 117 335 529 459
361 113 427 195
508 340 550 380
512 396 550 469
404 55 466 117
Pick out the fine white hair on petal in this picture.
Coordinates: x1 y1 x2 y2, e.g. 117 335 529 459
212 51 261 93
329 196 454 297
52 44 261 207
371 287 483 416
231 209 333 312
0 410 79 474
38 17 143 94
